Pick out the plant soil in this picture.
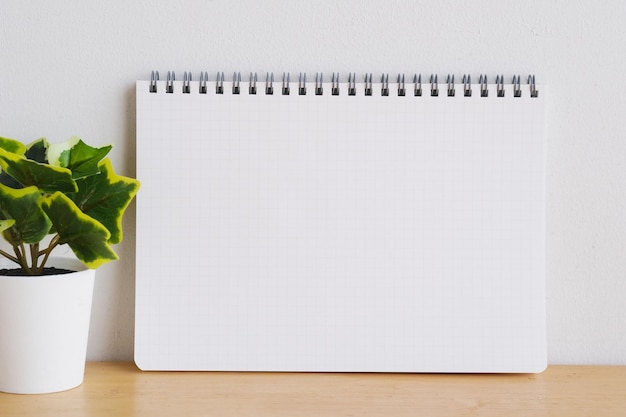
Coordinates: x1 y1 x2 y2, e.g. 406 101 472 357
0 267 75 276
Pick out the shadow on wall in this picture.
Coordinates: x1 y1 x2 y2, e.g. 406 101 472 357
87 83 139 361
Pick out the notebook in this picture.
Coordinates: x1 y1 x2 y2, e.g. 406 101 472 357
135 72 546 373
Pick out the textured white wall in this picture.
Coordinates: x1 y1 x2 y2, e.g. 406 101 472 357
1 0 625 364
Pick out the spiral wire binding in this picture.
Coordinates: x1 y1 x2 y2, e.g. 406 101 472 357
463 74 472 97
148 71 540 98
150 71 159 93
216 72 224 94
348 73 356 96
528 75 538 97
266 73 274 95
166 71 175 94
397 74 406 97
496 75 504 97
183 72 191 94
249 72 257 95
381 74 389 96
364 73 373 96
479 74 488 97
315 73 323 95
298 73 306 95
281 73 290 95
332 73 340 96
199 72 208 94
513 75 521 98
430 74 439 97
233 72 241 95
447 75 455 97
413 74 422 96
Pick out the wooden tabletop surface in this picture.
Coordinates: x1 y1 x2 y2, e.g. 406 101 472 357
1 362 625 416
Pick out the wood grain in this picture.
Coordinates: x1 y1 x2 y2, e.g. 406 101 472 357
1 363 625 416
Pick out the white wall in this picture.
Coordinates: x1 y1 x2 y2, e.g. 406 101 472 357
1 0 625 364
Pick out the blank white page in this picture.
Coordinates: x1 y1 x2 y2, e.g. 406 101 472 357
135 77 546 373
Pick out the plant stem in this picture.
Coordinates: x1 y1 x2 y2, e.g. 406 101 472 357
0 248 20 264
13 244 29 272
36 235 61 273
30 243 39 270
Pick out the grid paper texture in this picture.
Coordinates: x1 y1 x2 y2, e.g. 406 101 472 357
135 79 546 372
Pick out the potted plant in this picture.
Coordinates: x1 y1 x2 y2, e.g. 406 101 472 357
0 136 139 394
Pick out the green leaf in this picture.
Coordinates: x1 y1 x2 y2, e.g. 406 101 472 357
48 137 112 180
24 138 49 163
72 158 139 244
0 138 27 188
0 137 26 155
0 184 52 244
41 192 118 269
0 219 15 234
0 148 77 192
47 136 79 167
0 172 23 189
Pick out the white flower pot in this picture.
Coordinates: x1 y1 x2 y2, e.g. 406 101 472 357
0 257 95 394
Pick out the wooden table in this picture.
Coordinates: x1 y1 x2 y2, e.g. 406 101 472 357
1 363 625 416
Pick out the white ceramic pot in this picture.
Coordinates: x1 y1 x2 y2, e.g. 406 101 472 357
0 257 95 394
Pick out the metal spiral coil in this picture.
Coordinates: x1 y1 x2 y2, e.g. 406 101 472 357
148 71 540 97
